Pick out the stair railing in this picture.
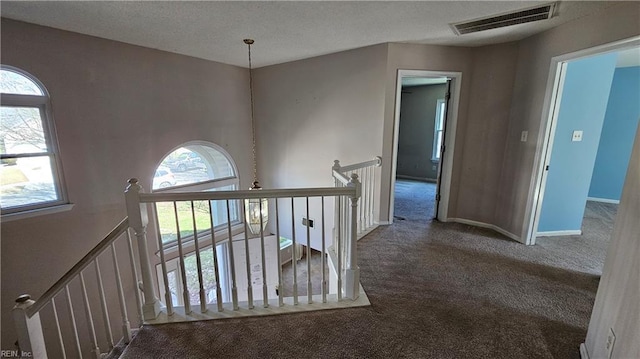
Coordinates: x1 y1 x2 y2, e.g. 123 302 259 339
125 173 362 320
13 217 143 359
331 156 381 299
332 156 382 238
13 159 374 357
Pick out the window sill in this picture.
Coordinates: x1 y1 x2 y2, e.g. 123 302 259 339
1 203 75 222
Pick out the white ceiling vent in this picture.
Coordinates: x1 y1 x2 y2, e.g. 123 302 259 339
451 3 557 35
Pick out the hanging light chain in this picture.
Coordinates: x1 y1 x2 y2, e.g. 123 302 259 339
244 38 259 187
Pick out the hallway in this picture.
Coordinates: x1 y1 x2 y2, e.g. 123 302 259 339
120 180 610 358
393 179 436 221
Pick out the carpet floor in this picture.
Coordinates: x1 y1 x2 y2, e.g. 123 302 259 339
120 179 614 358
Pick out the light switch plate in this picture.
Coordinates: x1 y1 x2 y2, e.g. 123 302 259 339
572 130 583 142
521 131 528 142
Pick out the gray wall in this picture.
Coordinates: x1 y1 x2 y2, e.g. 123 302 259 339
396 84 447 181
253 44 388 249
382 43 474 222
0 19 253 347
585 125 640 359
455 43 519 225
382 42 520 225
2 1 640 354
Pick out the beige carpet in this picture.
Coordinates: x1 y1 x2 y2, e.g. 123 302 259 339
280 249 328 297
117 179 614 358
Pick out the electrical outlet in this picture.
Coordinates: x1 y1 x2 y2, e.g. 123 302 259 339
606 328 616 359
572 130 583 142
302 218 314 228
521 130 528 142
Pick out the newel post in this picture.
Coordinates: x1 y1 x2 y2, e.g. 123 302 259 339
332 160 341 173
125 178 161 321
13 294 47 358
345 173 361 300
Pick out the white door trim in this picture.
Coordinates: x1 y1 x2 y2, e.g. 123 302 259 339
389 69 462 223
524 35 640 245
526 61 568 245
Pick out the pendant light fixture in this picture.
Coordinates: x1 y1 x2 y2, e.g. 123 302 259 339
244 38 268 235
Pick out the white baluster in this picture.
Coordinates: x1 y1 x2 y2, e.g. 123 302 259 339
275 199 284 307
110 243 132 343
51 297 67 359
291 197 298 305
259 199 269 308
367 167 376 228
336 196 342 302
358 168 364 233
125 178 161 320
226 200 239 310
12 294 48 359
65 286 83 358
94 258 114 349
172 201 191 314
241 200 254 309
365 166 371 229
306 196 312 304
207 201 224 312
125 229 145 323
321 196 327 303
151 204 173 316
342 193 348 295
79 272 101 358
345 174 361 300
190 201 207 313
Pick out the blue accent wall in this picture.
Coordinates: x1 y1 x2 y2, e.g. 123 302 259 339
538 53 618 233
588 66 640 201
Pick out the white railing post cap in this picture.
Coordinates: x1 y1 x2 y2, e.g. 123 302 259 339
126 178 142 191
15 294 32 304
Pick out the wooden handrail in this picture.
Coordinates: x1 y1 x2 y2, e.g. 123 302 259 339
26 218 130 317
139 186 356 203
338 156 382 173
332 170 351 185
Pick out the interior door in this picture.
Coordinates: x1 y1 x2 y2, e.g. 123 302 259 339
434 79 452 220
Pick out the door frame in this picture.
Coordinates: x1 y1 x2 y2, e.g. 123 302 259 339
524 36 640 245
389 69 462 222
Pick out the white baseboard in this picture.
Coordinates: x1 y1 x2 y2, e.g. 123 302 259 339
536 230 582 237
376 220 392 225
587 197 620 204
396 175 437 183
580 343 590 359
449 218 521 242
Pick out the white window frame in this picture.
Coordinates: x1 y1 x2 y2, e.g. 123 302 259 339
1 65 71 220
432 98 446 162
156 241 231 307
152 142 242 250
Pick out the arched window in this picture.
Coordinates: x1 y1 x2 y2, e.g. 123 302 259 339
152 142 240 245
0 65 68 216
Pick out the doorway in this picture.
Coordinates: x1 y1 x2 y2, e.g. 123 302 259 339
390 70 462 223
527 38 640 245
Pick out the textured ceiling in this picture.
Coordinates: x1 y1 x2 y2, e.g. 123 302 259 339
1 1 619 68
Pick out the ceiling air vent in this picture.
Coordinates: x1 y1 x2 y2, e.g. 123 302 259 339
451 3 557 35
